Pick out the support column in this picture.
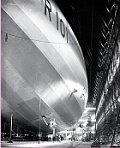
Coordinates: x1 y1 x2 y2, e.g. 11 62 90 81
38 99 41 144
9 113 13 143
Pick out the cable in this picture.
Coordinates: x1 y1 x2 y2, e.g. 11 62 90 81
2 31 76 45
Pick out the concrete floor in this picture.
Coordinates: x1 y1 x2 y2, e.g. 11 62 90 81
1 141 93 148
1 141 115 148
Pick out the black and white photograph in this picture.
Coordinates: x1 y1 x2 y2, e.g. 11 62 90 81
1 0 120 147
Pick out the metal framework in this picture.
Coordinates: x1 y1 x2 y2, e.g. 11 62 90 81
95 1 120 145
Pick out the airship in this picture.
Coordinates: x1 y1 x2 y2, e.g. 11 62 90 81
1 0 88 134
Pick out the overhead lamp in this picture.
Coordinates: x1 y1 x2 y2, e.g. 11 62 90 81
42 115 48 126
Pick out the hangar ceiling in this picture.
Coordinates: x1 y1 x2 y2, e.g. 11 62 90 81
54 0 120 105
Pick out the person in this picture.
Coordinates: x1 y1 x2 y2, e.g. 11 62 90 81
59 135 61 142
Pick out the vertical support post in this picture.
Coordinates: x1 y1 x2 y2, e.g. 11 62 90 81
38 99 41 144
94 108 97 141
9 113 13 143
53 127 55 136
52 118 56 141
17 127 18 137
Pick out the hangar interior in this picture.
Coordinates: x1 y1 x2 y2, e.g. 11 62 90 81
1 0 120 147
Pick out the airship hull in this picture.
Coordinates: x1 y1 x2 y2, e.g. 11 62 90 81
1 0 88 132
